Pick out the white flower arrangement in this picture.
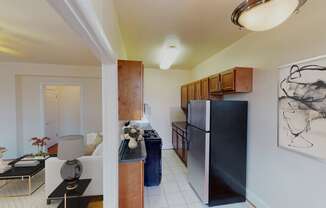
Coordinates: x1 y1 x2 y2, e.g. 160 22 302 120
121 122 145 149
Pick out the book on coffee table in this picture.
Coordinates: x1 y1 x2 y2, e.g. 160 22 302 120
22 155 50 161
14 160 40 167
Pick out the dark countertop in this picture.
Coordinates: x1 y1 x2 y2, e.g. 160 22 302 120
172 121 187 131
119 140 147 163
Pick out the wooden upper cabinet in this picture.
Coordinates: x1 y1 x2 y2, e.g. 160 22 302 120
201 78 209 100
187 83 195 102
221 67 253 93
179 67 253 110
181 85 188 109
221 70 235 91
118 60 144 120
209 74 221 93
194 81 201 100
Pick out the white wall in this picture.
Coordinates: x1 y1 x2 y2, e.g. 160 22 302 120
191 0 326 207
144 68 191 149
0 63 101 159
57 86 81 136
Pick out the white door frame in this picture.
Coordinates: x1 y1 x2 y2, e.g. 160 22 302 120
40 83 84 141
46 1 119 208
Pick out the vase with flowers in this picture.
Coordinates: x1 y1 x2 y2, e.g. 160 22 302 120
31 137 50 158
121 122 144 149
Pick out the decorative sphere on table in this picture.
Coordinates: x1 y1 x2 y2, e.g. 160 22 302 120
60 160 83 190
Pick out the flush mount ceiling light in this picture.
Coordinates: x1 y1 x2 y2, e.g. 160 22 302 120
231 0 307 31
159 44 179 70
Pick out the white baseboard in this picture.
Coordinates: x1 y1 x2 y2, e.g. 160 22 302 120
246 189 270 208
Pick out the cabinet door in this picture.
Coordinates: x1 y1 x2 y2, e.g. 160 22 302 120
177 134 183 159
119 161 144 208
201 78 209 100
118 60 144 120
209 74 221 93
195 81 201 100
181 85 188 109
233 67 253 93
221 70 235 91
172 127 178 150
182 136 188 166
187 83 195 102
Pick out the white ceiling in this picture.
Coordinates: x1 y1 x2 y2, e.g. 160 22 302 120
0 0 99 66
114 0 249 69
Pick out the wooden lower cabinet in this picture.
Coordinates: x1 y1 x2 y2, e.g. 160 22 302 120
172 122 187 166
119 161 144 208
172 127 178 150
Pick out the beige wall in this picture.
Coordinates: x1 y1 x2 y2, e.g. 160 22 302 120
144 68 191 149
191 0 326 207
92 0 127 59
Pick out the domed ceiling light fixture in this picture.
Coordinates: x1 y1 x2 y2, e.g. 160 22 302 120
231 0 307 31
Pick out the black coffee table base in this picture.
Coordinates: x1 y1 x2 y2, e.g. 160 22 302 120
47 179 92 207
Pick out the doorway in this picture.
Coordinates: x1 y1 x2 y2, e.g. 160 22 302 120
43 85 82 148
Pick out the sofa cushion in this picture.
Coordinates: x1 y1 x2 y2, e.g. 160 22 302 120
94 134 103 146
93 143 102 156
86 133 98 145
85 144 97 156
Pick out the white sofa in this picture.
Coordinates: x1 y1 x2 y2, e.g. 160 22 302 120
45 133 103 198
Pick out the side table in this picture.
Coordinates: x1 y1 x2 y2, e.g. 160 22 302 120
47 179 91 208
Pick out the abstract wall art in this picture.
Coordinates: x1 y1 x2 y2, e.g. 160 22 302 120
278 55 326 160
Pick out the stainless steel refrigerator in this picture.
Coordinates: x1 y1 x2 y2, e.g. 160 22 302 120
187 100 247 207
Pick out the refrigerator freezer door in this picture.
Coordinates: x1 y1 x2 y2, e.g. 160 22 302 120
209 101 248 205
187 125 210 204
188 100 210 131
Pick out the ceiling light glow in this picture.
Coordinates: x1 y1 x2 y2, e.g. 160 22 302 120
159 45 179 70
0 46 21 56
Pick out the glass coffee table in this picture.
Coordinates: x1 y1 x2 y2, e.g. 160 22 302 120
0 159 45 197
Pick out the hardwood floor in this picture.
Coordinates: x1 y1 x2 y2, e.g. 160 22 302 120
88 200 103 208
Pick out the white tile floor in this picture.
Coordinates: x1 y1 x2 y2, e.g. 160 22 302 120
144 150 248 208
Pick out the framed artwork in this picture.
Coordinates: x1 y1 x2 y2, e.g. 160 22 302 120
278 55 326 160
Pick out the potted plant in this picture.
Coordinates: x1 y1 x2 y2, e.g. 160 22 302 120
31 137 50 158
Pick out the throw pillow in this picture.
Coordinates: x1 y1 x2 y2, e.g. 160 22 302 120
94 134 103 146
84 144 96 156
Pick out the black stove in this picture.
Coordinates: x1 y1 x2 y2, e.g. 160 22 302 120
143 130 160 140
143 129 162 186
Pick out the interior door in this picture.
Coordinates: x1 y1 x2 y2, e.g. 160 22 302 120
44 87 60 148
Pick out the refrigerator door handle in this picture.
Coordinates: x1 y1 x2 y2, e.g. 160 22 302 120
204 133 210 203
186 127 190 150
